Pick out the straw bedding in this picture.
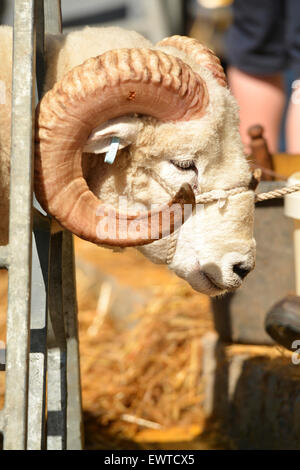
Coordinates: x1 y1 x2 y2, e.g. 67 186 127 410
0 239 215 448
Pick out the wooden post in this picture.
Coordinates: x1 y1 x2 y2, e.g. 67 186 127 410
248 125 274 181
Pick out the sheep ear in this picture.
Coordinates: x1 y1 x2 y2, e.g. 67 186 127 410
83 116 142 154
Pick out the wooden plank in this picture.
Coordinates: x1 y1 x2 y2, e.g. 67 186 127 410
272 153 300 180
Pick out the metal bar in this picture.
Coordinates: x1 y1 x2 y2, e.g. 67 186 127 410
43 0 67 451
0 342 5 371
47 346 67 450
47 232 67 450
164 0 184 35
27 210 51 450
44 0 62 34
62 232 83 450
43 0 84 450
26 0 50 450
35 0 45 98
143 0 171 41
3 0 36 450
0 246 9 269
1 0 82 450
0 410 4 431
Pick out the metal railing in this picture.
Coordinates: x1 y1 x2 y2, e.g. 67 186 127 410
0 0 83 450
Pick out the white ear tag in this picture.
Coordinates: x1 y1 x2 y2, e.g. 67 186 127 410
104 137 120 165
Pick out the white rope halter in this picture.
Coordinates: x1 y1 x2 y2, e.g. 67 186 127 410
195 183 300 205
104 139 300 261
149 170 300 265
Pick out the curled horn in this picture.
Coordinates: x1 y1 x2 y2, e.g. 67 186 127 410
35 49 208 247
157 36 227 87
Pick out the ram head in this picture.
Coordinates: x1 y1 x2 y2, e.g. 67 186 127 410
2 27 257 296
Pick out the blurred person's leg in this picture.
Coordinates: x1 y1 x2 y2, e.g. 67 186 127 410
227 67 285 154
226 0 286 154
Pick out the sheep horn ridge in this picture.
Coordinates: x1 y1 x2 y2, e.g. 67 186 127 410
157 36 227 87
35 48 203 247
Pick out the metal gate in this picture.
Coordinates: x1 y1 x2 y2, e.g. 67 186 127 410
0 0 83 450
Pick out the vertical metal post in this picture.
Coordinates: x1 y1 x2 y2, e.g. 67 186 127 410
43 0 83 450
144 0 170 41
26 0 50 450
44 0 62 35
37 0 68 450
47 232 67 450
27 210 50 450
4 0 36 450
62 233 83 449
0 0 83 449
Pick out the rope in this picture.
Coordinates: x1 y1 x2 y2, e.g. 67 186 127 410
194 183 300 205
255 183 300 202
148 167 300 205
145 168 300 264
146 169 173 196
166 230 179 265
196 187 249 206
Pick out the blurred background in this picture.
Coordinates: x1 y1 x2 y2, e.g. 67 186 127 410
0 0 294 154
0 0 233 58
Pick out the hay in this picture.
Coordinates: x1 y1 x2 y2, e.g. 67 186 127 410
0 240 216 447
79 278 213 442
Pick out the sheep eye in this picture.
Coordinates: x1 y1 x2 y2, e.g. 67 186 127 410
170 159 196 171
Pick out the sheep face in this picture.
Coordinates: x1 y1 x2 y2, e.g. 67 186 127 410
84 85 255 296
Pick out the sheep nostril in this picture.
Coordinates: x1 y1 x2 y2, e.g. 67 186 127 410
233 263 251 280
